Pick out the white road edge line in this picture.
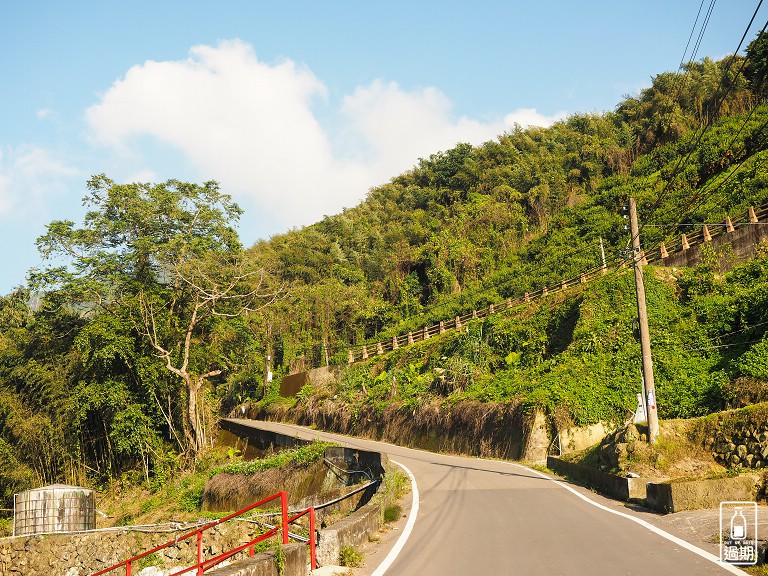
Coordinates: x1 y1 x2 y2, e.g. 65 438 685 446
369 459 419 576
507 462 745 575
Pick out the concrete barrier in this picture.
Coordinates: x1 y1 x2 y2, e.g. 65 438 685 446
645 474 761 513
546 457 650 501
219 419 311 455
207 543 307 576
316 500 382 567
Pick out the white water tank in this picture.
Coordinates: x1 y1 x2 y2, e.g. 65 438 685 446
13 484 95 536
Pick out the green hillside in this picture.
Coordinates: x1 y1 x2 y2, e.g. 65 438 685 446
3 36 768 512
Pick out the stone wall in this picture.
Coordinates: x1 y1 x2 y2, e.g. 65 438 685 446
0 520 285 576
709 422 768 469
693 405 768 470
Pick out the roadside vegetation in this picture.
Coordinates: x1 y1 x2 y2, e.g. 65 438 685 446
3 33 768 516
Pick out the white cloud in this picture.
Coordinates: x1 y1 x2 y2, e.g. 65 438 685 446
36 108 55 120
85 40 567 231
0 146 80 217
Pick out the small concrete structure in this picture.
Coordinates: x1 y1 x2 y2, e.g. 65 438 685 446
547 457 651 501
645 474 761 513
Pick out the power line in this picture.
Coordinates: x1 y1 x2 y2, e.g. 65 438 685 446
640 1 765 234
680 0 711 69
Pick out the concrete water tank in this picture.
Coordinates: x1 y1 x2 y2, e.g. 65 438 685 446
13 484 96 536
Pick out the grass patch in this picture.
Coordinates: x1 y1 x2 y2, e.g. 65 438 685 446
339 545 364 567
215 441 332 476
383 503 402 523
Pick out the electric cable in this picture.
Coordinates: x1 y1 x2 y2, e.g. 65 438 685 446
640 1 765 234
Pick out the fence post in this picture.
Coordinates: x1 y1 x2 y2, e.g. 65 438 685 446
377 342 384 355
681 233 690 250
561 279 566 291
362 345 369 360
750 206 758 223
197 530 203 576
580 273 586 283
726 216 735 233
488 304 495 315
455 316 462 330
127 562 132 576
348 350 354 364
660 242 668 258
506 298 512 308
439 321 445 334
392 336 399 350
472 310 478 319
542 285 548 297
280 492 289 545
407 331 414 345
703 224 712 242
423 326 429 340
524 292 530 302
309 507 317 570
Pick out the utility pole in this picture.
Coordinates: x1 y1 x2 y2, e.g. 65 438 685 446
629 198 659 444
599 237 607 274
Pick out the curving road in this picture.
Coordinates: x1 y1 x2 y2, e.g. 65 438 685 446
226 418 744 575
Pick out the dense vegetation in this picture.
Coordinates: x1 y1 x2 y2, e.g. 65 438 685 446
3 35 768 510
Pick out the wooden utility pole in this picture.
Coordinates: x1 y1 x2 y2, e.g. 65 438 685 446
629 198 659 443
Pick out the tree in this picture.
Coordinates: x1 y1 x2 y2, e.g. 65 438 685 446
746 31 768 100
34 175 280 457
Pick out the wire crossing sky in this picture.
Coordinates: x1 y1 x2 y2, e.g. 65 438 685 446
0 0 765 295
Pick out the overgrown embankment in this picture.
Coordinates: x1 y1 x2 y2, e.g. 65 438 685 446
254 249 768 461
563 402 768 483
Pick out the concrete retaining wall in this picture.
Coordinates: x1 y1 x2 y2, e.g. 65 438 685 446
660 218 768 270
645 474 761 513
208 544 306 576
316 500 382 567
219 419 311 456
546 457 650 501
280 367 340 398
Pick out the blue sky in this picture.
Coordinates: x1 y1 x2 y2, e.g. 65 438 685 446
0 1 765 295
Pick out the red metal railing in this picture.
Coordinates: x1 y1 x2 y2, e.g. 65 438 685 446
90 491 317 576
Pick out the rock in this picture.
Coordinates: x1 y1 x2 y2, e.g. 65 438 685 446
746 454 756 467
625 424 639 443
737 445 748 459
730 454 742 465
137 568 164 576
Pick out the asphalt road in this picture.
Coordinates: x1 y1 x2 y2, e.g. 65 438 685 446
226 418 745 575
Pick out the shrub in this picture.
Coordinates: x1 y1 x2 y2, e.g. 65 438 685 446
339 545 364 567
383 503 403 523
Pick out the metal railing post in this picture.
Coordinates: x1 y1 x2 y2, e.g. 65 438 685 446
126 562 132 576
197 530 203 576
309 507 317 570
280 491 289 545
